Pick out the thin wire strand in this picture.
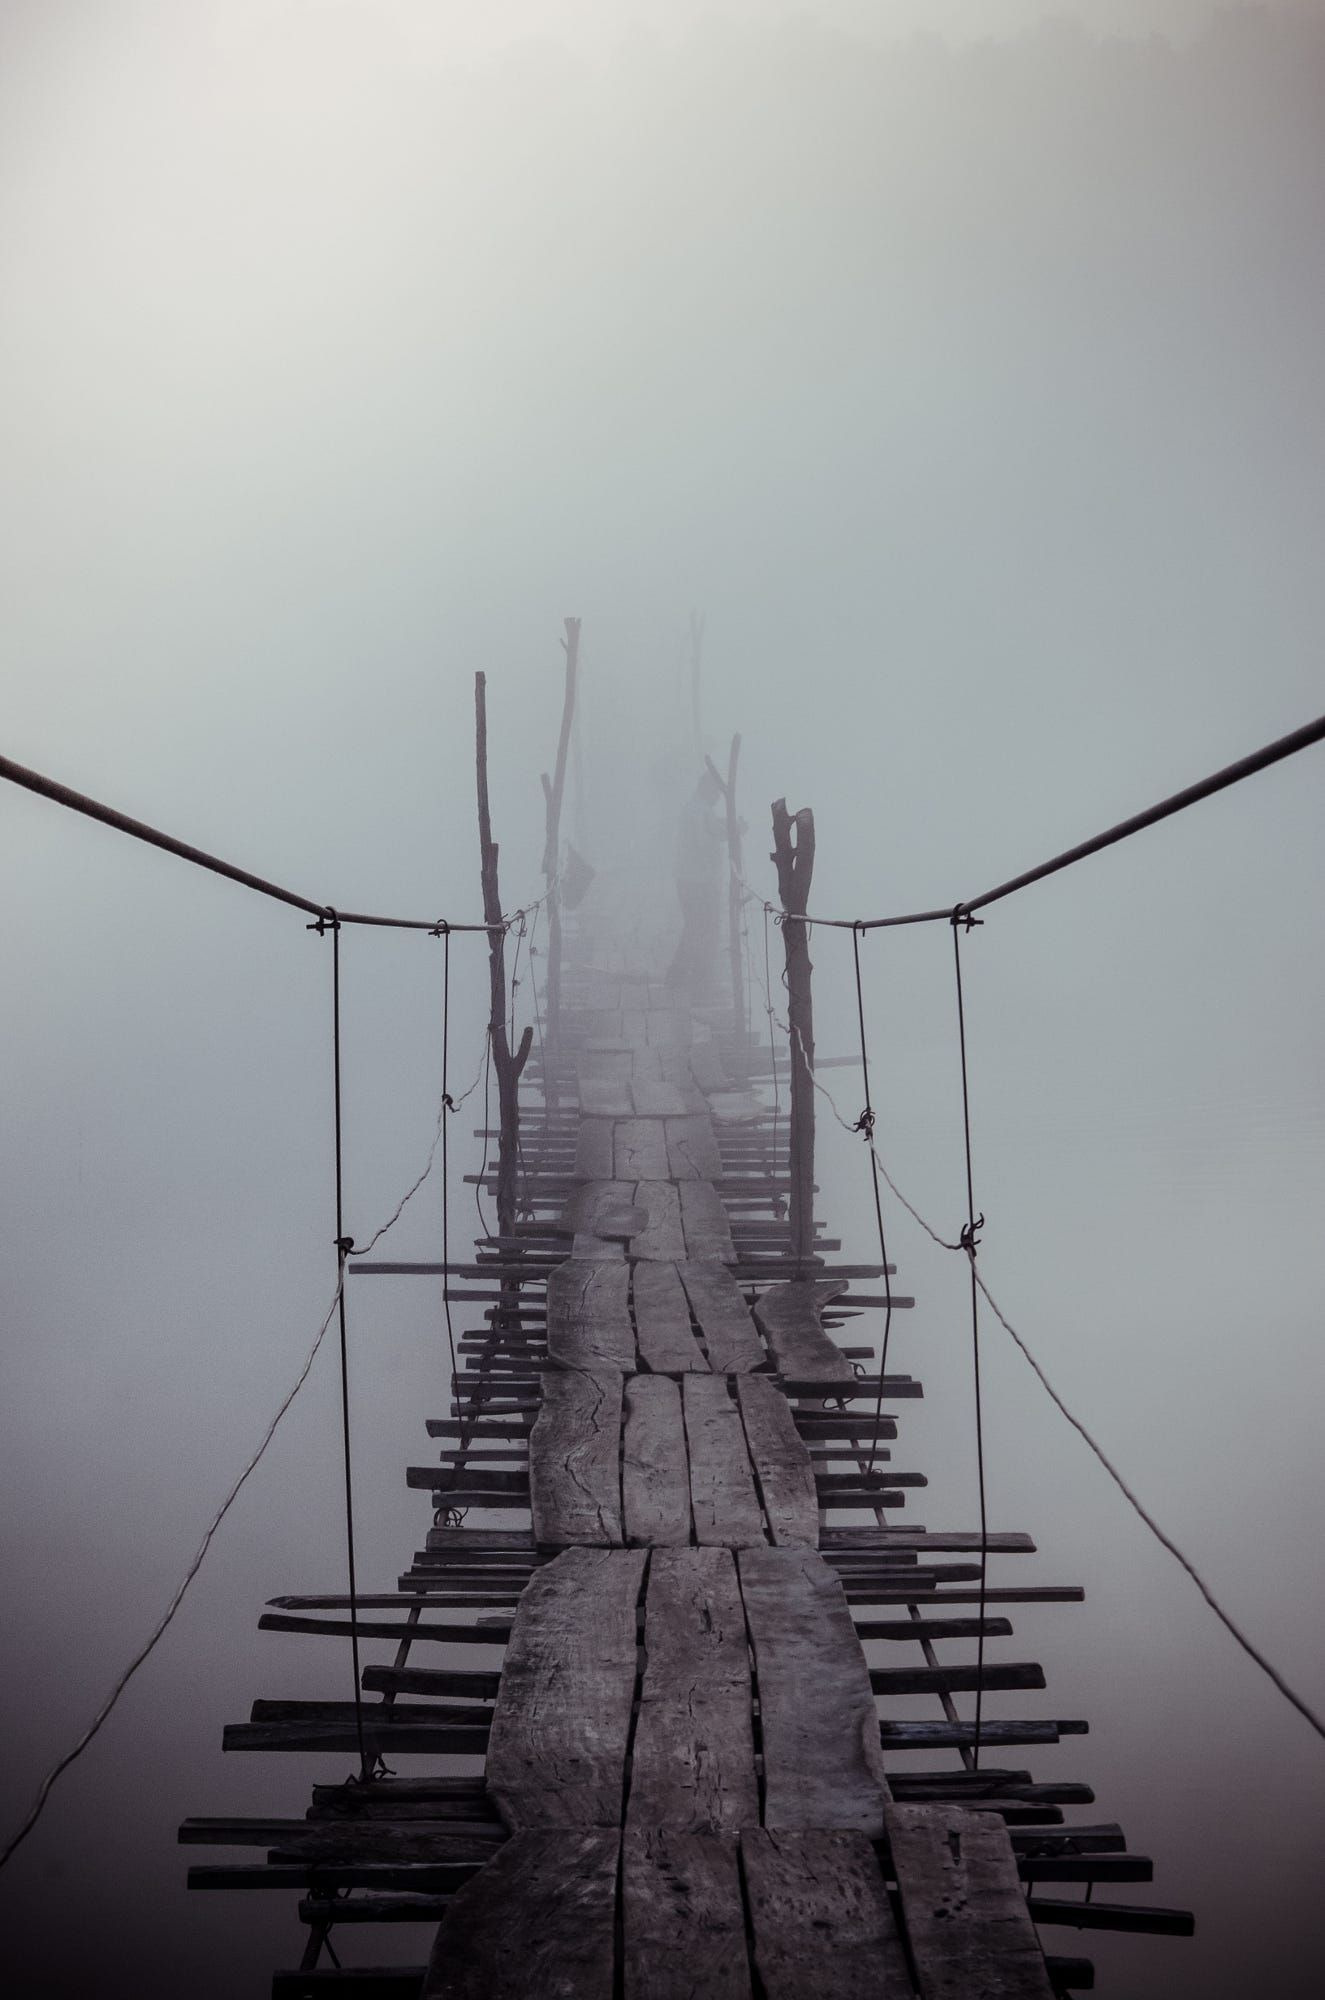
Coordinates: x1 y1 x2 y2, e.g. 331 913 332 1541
330 921 370 1780
951 916 988 1769
850 925 895 1479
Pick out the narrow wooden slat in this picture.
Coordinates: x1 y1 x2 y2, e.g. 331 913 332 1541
664 1115 722 1181
737 1546 888 1833
822 1529 1036 1554
614 1118 671 1181
623 1827 750 1999
623 1376 692 1546
741 1828 911 1998
677 1180 737 1262
734 1374 819 1547
753 1281 853 1380
423 1828 619 1999
632 1261 708 1373
683 1374 766 1548
529 1368 624 1546
885 1802 1056 2000
678 1263 765 1373
485 1548 644 1829
631 1181 687 1262
546 1261 635 1372
629 1548 758 1829
870 1661 1046 1696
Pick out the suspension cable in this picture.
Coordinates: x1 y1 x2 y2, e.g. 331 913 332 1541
849 925 895 1479
328 917 370 1781
950 911 989 1768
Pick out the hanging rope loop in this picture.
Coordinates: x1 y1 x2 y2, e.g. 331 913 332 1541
852 1105 876 1141
950 902 982 931
430 918 451 938
958 1213 985 1257
308 907 341 935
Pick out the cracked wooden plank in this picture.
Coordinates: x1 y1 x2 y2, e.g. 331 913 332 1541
614 1118 671 1181
628 1548 758 1830
737 1546 888 1833
631 1079 690 1117
556 1182 648 1244
484 1549 645 1829
579 1076 635 1118
529 1368 624 1546
683 1375 766 1548
753 1281 854 1381
678 1181 737 1263
623 1827 751 2000
664 1114 723 1181
740 1828 911 1999
885 1802 1056 2000
735 1375 818 1547
546 1260 636 1371
631 1180 686 1262
632 1261 708 1374
678 1264 765 1373
423 1827 619 1998
623 1376 692 1546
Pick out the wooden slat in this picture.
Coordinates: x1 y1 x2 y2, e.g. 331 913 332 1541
556 1182 646 1244
737 1546 888 1833
485 1548 644 1828
885 1802 1056 1999
623 1827 750 1999
529 1368 624 1546
571 1230 625 1261
629 1548 758 1830
574 1121 614 1181
753 1281 853 1380
741 1828 911 1998
631 1079 690 1117
678 1263 765 1372
734 1375 819 1546
632 1261 708 1373
683 1374 766 1547
631 1181 687 1261
664 1115 723 1181
579 1077 635 1118
678 1182 737 1263
623 1376 692 1546
646 1008 690 1048
614 1118 671 1181
546 1261 635 1372
423 1828 619 1999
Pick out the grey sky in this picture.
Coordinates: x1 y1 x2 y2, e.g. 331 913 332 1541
2 4 1323 1995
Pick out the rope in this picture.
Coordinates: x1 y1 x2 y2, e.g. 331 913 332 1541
950 911 989 1767
329 918 371 1781
849 925 895 1481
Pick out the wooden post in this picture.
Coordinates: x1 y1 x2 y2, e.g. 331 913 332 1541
770 798 815 1267
705 734 745 1060
540 618 581 1069
476 673 533 1242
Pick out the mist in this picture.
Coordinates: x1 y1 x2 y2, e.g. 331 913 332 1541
2 3 1323 1995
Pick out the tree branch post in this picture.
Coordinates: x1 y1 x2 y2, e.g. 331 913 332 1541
475 672 532 1245
770 797 816 1267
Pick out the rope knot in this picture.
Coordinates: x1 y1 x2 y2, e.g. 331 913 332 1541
430 919 451 937
853 1105 876 1141
335 1235 356 1258
950 904 983 932
308 909 340 935
441 1092 456 1113
958 1213 985 1256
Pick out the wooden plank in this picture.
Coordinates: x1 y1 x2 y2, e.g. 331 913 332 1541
571 1231 625 1262
485 1548 645 1829
623 1376 692 1546
631 1180 686 1262
754 1281 853 1381
623 1827 750 2000
629 1548 759 1830
822 1529 1036 1554
632 1260 708 1374
884 1802 1056 2000
737 1546 888 1833
556 1181 646 1243
664 1114 723 1181
620 1008 649 1047
678 1263 765 1373
683 1374 766 1547
678 1181 737 1262
529 1368 624 1546
631 1079 690 1117
579 1077 635 1118
686 1043 730 1094
423 1828 619 1999
735 1375 818 1546
614 1118 671 1181
546 1261 635 1372
741 1828 911 1998
574 1121 614 1180
646 1008 690 1048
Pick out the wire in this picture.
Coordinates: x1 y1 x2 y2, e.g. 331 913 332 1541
329 920 370 1781
440 928 460 1439
850 925 895 1480
950 914 989 1768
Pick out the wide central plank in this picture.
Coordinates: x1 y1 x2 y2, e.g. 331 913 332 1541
485 1547 645 1829
737 1545 889 1834
546 1260 635 1371
628 1548 759 1829
683 1374 766 1548
623 1375 691 1546
424 1827 619 1999
884 1802 1056 1999
529 1367 624 1546
740 1828 912 1999
735 1374 819 1547
623 1827 750 2000
631 1181 686 1262
679 1263 766 1373
632 1260 708 1373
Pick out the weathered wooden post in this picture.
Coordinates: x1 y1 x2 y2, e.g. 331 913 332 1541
475 672 533 1242
705 732 746 1058
770 797 815 1266
540 616 581 1071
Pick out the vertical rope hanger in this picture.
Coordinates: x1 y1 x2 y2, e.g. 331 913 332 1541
849 924 895 1478
951 908 989 1768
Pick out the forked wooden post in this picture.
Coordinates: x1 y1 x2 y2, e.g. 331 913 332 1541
771 797 815 1266
705 733 746 1062
540 617 581 1069
475 673 533 1242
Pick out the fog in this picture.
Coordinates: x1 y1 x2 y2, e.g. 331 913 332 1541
2 3 1323 1994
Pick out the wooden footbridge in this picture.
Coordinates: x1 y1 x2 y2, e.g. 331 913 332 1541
174 653 1202 1997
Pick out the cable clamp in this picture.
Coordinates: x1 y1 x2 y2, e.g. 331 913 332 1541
949 904 983 931
335 1235 356 1257
430 919 451 938
958 1213 985 1256
308 909 341 934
